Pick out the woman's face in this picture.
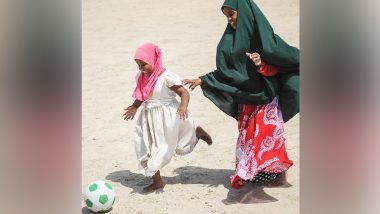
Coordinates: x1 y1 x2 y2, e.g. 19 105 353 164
135 59 153 76
222 7 237 29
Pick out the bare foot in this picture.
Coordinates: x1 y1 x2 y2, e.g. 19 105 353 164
142 181 164 193
196 126 212 145
267 172 287 187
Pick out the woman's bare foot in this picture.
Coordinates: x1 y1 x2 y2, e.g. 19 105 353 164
266 172 287 187
196 126 212 145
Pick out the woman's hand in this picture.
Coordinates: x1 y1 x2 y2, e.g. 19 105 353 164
177 106 188 120
246 52 262 66
122 106 137 120
247 52 279 77
182 78 202 91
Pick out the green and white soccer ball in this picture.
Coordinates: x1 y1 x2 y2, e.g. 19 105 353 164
84 180 116 213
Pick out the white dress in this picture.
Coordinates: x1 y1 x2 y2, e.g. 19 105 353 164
134 69 199 176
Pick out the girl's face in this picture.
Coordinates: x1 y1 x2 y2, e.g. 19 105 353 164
222 7 237 29
135 59 153 76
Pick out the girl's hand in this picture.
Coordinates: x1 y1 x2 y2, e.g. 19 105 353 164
122 106 137 120
182 78 202 91
177 106 188 120
246 52 262 66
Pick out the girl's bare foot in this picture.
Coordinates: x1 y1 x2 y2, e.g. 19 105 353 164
143 170 164 193
196 126 212 145
142 180 164 193
267 172 287 187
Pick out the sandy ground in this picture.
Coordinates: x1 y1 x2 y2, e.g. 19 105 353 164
82 0 299 213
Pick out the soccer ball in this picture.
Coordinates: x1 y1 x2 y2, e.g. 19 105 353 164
84 180 116 213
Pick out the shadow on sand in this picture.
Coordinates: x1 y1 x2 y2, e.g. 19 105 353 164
106 166 292 204
82 207 113 213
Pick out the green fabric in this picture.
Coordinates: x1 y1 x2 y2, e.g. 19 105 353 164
221 0 237 11
200 0 299 122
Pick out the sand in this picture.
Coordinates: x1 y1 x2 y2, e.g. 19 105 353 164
82 0 299 213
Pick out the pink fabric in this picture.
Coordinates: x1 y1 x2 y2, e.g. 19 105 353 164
132 43 164 101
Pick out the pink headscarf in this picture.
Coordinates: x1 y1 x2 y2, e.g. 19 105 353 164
132 43 164 101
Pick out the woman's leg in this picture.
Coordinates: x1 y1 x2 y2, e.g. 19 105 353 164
231 98 293 189
266 172 287 187
248 171 287 186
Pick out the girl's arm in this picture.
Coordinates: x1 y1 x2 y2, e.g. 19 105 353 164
169 85 189 120
122 99 143 120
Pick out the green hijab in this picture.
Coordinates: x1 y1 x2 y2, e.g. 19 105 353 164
200 0 299 122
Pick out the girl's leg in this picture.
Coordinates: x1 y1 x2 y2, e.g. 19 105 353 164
143 170 164 193
196 126 212 145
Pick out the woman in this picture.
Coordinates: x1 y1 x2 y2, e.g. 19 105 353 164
183 0 299 189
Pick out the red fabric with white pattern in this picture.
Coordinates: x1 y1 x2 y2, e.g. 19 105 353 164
230 97 293 189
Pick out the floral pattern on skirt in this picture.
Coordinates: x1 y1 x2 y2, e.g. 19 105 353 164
230 97 293 189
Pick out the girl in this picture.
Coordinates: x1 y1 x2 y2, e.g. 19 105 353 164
123 43 212 193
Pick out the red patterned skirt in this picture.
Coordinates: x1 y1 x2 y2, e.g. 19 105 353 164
230 97 293 189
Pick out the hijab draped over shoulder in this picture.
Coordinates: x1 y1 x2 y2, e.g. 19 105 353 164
133 43 164 101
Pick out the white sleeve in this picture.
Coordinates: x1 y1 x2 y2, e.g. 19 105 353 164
165 72 183 87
